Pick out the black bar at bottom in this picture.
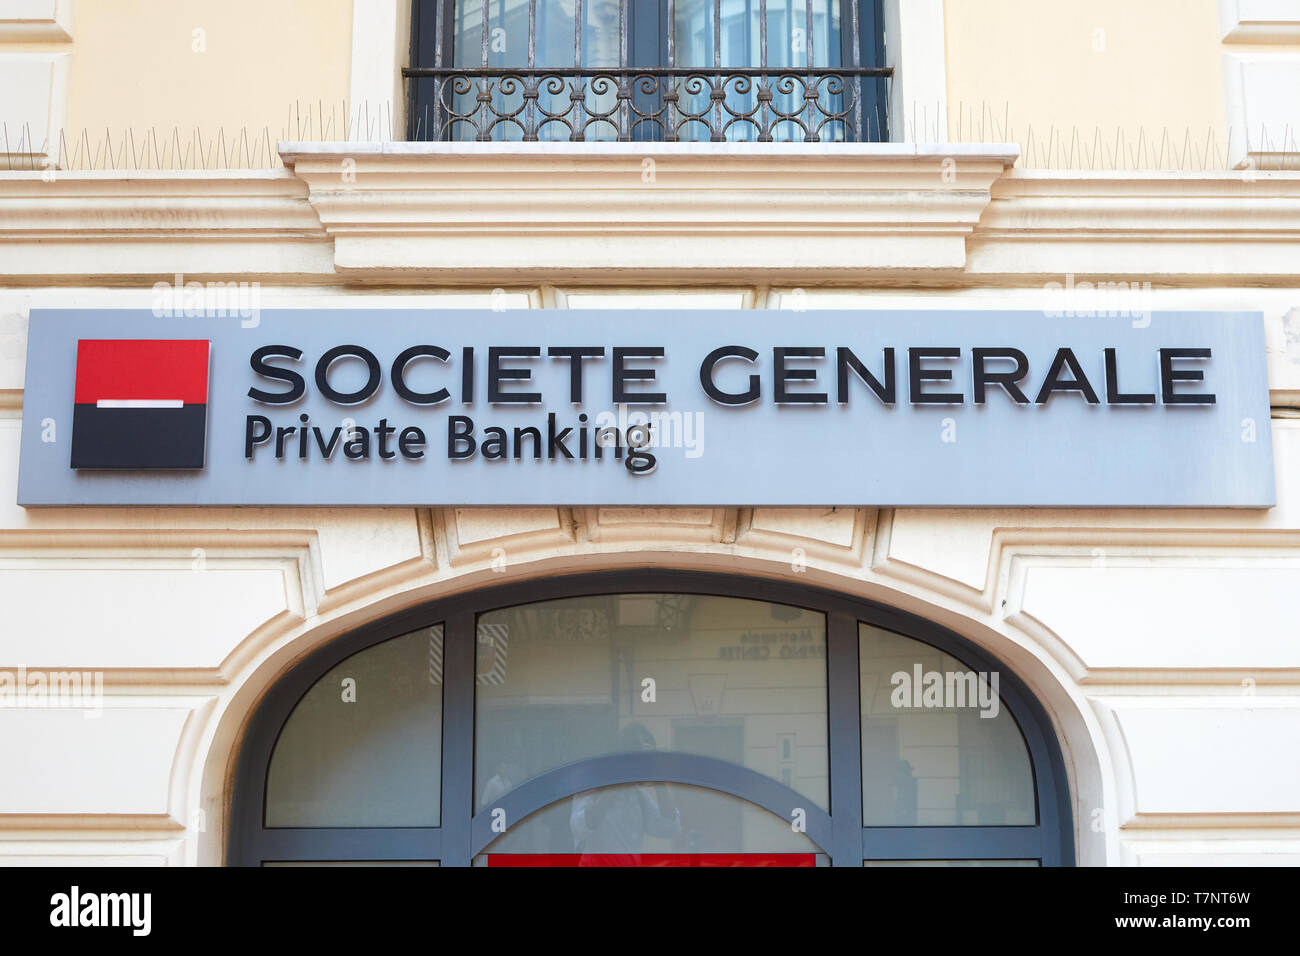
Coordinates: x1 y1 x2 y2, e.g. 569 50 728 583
71 404 207 470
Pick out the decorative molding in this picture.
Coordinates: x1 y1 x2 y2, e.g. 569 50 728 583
0 170 331 277
5 151 1300 282
0 532 310 674
279 141 1017 280
969 169 1300 278
0 52 69 169
0 815 183 833
1219 0 1300 42
0 523 436 680
0 0 73 42
997 535 1300 684
442 506 575 568
737 506 874 566
572 507 745 547
871 517 1300 685
1094 698 1300 826
1222 53 1300 171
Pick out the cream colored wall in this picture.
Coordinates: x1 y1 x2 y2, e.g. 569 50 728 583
64 0 354 166
944 0 1229 169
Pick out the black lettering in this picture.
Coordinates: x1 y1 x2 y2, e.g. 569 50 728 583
1035 348 1100 404
1105 348 1156 404
313 426 343 459
482 426 507 459
343 427 370 460
248 346 305 405
398 426 426 460
626 424 657 475
547 412 574 459
488 347 541 403
1160 348 1215 405
316 345 381 405
275 425 296 459
391 345 451 405
773 347 827 404
513 426 542 460
700 345 760 405
448 415 476 459
594 426 622 459
836 347 895 404
375 417 397 460
612 347 666 405
909 348 963 404
548 346 605 403
972 348 1030 404
244 415 272 457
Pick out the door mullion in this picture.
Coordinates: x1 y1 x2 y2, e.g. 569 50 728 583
827 610 864 865
440 610 476 865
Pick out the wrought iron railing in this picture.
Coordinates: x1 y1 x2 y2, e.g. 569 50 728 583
406 1 892 143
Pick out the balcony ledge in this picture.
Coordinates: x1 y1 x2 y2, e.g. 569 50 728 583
279 141 1021 280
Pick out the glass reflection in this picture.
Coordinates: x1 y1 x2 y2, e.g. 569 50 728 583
447 0 852 141
475 594 829 812
265 625 443 828
859 623 1036 827
482 782 822 866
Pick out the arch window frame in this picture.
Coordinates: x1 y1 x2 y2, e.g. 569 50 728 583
229 570 1073 866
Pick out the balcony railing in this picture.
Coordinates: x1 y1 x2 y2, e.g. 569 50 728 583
406 0 892 143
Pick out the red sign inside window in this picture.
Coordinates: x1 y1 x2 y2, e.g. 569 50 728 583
487 853 816 867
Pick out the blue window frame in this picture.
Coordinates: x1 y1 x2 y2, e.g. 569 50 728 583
229 570 1073 866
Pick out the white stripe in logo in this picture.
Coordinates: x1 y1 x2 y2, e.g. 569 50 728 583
95 399 184 409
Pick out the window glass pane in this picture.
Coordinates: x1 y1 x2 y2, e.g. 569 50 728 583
859 623 1035 827
864 860 1039 867
675 0 841 69
453 0 581 69
674 0 845 141
583 0 620 68
265 625 443 828
440 2 859 142
451 0 846 70
478 783 825 865
452 1 596 141
476 594 828 811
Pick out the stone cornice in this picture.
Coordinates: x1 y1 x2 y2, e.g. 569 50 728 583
968 169 1300 280
279 141 1019 280
0 170 331 279
2 149 1300 283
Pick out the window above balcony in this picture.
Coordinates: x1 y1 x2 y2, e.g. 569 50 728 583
407 0 890 142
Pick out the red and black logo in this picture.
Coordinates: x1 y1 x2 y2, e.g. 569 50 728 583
71 339 210 469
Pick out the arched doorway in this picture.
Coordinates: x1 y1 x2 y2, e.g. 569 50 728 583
229 570 1073 866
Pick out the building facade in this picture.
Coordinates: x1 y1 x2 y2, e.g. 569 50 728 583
1 0 1298 867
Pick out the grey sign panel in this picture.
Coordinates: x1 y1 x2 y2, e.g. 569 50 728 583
17 308 1276 507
